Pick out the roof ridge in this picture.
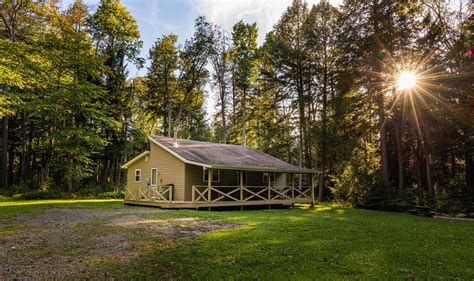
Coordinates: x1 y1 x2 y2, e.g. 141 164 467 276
151 135 254 148
149 135 317 174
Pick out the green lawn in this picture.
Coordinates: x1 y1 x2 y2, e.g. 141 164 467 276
1 199 473 280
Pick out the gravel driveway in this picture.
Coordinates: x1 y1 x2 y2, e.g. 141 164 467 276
0 207 236 279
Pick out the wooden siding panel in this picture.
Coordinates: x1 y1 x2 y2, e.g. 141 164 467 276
126 144 185 201
184 164 201 201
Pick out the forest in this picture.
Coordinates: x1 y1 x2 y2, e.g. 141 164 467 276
0 0 472 213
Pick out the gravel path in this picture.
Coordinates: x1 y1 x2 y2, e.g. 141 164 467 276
0 208 237 280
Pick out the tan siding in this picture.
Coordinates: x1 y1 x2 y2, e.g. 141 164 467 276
125 142 289 203
184 164 201 201
126 144 186 201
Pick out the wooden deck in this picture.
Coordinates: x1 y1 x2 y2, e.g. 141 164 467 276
124 184 315 209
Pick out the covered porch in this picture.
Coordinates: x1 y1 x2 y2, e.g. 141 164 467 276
125 167 318 209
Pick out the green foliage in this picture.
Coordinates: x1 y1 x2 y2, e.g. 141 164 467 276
1 184 125 200
142 17 212 140
231 20 259 92
436 175 474 214
0 0 472 215
144 34 179 135
87 0 143 67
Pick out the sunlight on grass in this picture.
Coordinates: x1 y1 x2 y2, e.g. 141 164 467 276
1 200 473 279
286 216 305 222
113 219 168 226
313 206 334 212
0 199 122 207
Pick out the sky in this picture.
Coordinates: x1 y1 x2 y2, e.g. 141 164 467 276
60 0 342 119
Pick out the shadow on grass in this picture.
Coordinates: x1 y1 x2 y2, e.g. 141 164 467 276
86 204 474 280
2 201 473 279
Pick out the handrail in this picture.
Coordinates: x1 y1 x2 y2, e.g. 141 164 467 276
124 184 173 202
191 185 315 203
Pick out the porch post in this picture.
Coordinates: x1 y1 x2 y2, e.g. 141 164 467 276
311 174 315 207
267 174 271 201
240 171 243 202
291 174 295 199
208 169 212 202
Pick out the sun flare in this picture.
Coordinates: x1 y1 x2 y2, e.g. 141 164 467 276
397 71 417 90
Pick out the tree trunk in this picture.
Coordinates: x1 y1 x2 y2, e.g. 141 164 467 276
395 123 404 192
167 102 172 137
425 150 434 199
319 50 328 202
26 127 33 181
8 139 15 187
466 148 474 191
67 155 73 193
221 80 227 143
1 116 8 189
372 0 389 186
241 89 246 145
19 110 27 184
416 141 423 199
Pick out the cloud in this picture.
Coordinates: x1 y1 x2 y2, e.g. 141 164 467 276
190 0 341 44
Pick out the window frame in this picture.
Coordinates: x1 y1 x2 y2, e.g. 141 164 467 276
263 172 275 184
134 169 141 182
203 169 220 183
150 168 158 186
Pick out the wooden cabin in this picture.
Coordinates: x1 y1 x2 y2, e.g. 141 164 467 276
121 136 318 209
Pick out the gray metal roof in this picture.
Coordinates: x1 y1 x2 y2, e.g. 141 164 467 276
150 135 317 174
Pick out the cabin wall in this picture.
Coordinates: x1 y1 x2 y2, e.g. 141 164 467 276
184 164 201 201
126 143 186 201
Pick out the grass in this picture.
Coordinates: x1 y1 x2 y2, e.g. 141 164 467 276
1 199 473 279
0 199 124 220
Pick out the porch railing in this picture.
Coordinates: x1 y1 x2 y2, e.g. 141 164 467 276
191 185 314 203
125 184 173 202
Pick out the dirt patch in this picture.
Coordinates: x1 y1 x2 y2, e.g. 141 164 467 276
107 215 237 238
0 208 239 280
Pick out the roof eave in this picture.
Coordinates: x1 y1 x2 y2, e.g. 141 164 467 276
148 136 212 168
209 164 319 174
121 151 150 169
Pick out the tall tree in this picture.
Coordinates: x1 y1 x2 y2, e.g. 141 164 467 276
210 25 232 143
304 0 339 200
173 16 213 138
265 0 311 188
145 34 179 136
0 0 44 188
34 2 110 191
231 20 258 145
88 0 143 188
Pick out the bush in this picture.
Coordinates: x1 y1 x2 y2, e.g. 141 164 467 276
0 184 125 200
96 190 125 199
435 175 472 214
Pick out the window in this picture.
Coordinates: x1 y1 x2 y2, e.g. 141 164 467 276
151 168 157 186
134 169 141 182
203 169 220 183
263 172 275 183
